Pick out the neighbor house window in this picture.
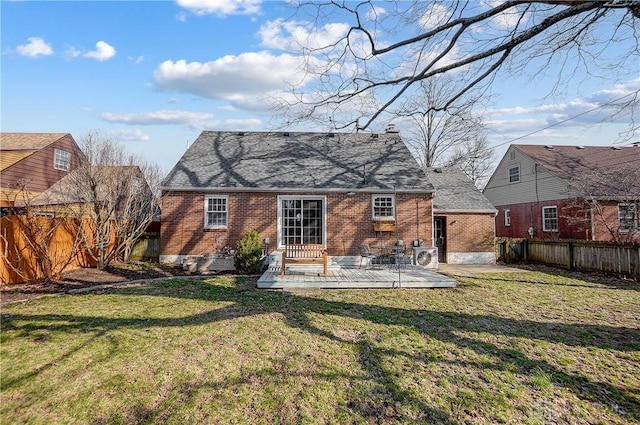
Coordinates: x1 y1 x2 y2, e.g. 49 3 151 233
504 209 511 226
372 194 395 220
542 206 558 232
204 195 228 228
508 165 520 184
619 203 638 233
54 149 70 171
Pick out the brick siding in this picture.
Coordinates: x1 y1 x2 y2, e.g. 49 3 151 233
161 191 434 257
438 213 495 253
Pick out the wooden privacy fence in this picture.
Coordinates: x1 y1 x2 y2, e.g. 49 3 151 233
496 238 640 278
130 234 160 262
0 215 98 285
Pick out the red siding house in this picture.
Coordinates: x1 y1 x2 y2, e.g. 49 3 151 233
160 131 496 266
1 133 85 208
483 144 640 242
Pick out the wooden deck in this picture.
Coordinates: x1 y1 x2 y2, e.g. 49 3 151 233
257 263 456 289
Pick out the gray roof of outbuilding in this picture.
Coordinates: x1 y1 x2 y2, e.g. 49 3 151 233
427 167 496 213
162 131 435 193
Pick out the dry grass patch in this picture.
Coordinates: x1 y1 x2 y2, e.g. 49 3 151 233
1 271 639 424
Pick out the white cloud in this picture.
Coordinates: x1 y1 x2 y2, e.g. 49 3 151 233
485 78 640 139
99 110 215 128
258 19 350 51
99 109 262 131
15 37 54 57
129 55 144 64
419 4 450 30
366 6 387 21
109 129 151 142
153 51 321 111
176 0 261 16
176 11 188 22
83 41 116 61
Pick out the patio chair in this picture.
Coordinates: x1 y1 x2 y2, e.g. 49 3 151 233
390 240 412 271
359 243 381 268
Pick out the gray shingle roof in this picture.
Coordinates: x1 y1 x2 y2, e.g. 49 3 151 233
427 167 496 213
162 131 434 192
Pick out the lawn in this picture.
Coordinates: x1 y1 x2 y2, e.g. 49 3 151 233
1 269 639 424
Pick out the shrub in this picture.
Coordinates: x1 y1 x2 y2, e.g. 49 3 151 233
233 230 264 274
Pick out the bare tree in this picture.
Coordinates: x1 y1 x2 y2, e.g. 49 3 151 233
63 133 162 269
393 76 495 187
444 137 496 189
565 162 640 242
0 181 84 283
281 1 639 133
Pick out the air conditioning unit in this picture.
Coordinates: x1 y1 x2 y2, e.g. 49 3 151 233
413 247 438 269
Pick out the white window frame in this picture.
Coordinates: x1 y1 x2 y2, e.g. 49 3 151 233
277 195 326 249
618 203 638 233
542 206 558 232
54 148 70 171
372 194 395 220
204 195 228 229
507 165 520 184
504 209 511 226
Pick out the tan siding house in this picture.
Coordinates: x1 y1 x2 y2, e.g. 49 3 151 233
484 144 640 242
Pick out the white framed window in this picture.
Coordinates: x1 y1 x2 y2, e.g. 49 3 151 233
278 195 326 247
509 151 516 160
542 206 558 232
618 203 638 233
504 209 511 226
372 194 395 220
54 148 70 171
508 165 520 184
204 195 228 229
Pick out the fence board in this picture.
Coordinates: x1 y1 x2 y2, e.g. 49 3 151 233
497 238 640 278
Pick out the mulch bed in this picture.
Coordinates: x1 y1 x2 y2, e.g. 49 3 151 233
0 263 196 307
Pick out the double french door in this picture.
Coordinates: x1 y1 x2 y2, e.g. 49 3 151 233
280 197 325 246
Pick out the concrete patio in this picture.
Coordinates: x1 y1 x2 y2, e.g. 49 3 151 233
257 257 456 289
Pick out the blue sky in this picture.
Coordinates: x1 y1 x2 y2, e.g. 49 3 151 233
2 1 638 173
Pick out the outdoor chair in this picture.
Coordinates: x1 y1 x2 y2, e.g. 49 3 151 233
390 240 412 271
359 243 381 268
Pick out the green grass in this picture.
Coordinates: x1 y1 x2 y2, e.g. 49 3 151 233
1 270 639 424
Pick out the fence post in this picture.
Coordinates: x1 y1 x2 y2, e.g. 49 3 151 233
567 241 573 270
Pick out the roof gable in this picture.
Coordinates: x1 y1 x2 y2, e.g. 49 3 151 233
0 133 69 151
162 131 434 192
515 144 640 181
427 167 496 213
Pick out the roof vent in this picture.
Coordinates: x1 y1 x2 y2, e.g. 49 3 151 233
576 146 585 149
434 168 442 173
237 132 246 136
611 146 622 150
544 145 554 150
283 132 290 137
327 133 335 138
371 134 379 139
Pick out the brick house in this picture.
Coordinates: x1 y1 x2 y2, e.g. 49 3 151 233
1 133 86 209
483 144 640 242
428 167 497 263
160 131 496 265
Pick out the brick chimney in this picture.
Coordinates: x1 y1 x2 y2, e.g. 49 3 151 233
385 123 399 133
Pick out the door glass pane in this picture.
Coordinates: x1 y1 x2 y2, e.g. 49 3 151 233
281 198 323 245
